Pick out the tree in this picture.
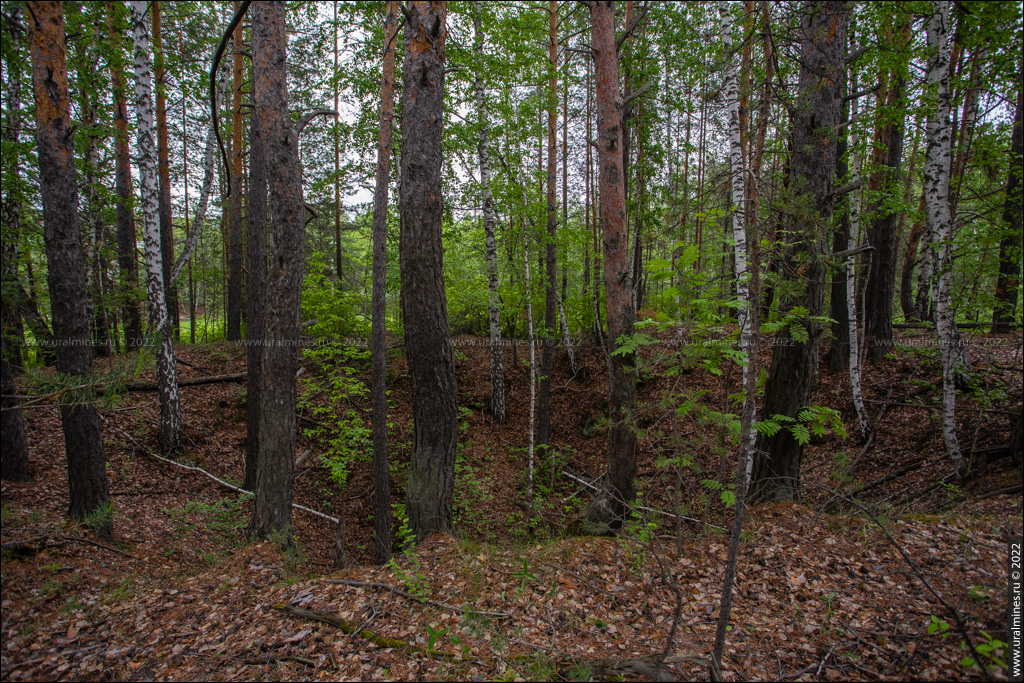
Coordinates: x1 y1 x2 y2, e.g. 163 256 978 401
586 0 638 527
749 0 847 503
27 0 111 535
537 0 558 452
248 0 306 541
226 0 244 342
151 1 178 339
992 63 1022 334
1 334 30 482
245 97 266 494
371 0 398 564
106 2 144 352
130 0 182 457
400 0 458 542
2 4 27 372
473 7 506 427
923 0 965 476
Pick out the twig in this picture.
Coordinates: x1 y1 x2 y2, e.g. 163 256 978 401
60 534 142 560
324 579 513 619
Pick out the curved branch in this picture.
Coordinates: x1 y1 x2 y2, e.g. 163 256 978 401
209 0 252 200
296 108 338 136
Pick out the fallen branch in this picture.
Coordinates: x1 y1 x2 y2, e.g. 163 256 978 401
121 372 246 392
324 578 513 619
98 414 339 525
272 604 447 658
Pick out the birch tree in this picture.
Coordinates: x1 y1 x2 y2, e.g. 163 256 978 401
846 67 870 438
130 0 182 457
923 0 965 476
473 8 506 426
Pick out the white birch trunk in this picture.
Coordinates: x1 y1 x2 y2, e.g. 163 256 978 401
130 0 182 456
524 238 537 507
473 16 505 425
923 0 964 475
719 1 756 457
846 75 870 438
170 122 217 285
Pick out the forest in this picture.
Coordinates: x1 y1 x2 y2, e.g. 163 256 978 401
0 0 1022 680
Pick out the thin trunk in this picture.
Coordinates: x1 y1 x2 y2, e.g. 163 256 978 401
827 78 850 374
28 0 110 534
846 65 870 438
864 18 909 362
524 236 537 507
587 0 637 526
924 0 964 476
107 3 144 352
181 61 195 345
993 64 1023 333
371 0 398 564
248 0 306 540
749 0 847 503
334 1 343 282
900 191 927 320
152 1 178 338
226 1 244 341
473 10 505 426
131 0 182 457
400 1 457 543
538 0 558 452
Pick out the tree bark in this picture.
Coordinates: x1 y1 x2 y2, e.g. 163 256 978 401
371 0 398 564
845 66 870 438
864 20 909 363
827 76 850 374
992 64 1022 334
28 0 111 535
538 0 558 453
151 1 177 338
2 6 27 371
900 191 927 320
131 0 182 457
248 0 307 541
749 0 847 504
244 103 266 493
923 0 965 476
587 0 638 526
107 3 144 352
472 9 505 426
1 334 30 482
227 1 244 341
400 0 457 542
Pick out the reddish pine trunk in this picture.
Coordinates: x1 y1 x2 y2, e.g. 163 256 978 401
152 1 178 338
227 1 244 341
28 0 111 535
587 0 637 525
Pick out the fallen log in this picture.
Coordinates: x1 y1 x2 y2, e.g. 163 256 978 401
121 372 246 392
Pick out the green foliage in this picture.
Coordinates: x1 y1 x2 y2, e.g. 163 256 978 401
754 406 846 445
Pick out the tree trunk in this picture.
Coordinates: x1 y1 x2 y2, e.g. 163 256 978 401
473 9 505 426
900 191 927 320
846 66 870 438
1 335 30 482
587 0 638 526
524 236 537 507
245 104 266 493
334 2 343 282
130 0 182 457
749 0 847 504
993 64 1022 334
2 6 26 372
28 0 111 535
827 80 850 374
923 0 965 476
538 0 558 452
151 1 177 339
371 0 398 564
248 0 307 541
400 0 457 543
107 3 144 352
226 2 244 341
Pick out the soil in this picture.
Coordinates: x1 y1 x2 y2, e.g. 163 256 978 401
1 330 1021 681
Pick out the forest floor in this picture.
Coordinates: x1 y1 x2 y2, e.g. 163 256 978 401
1 330 1022 681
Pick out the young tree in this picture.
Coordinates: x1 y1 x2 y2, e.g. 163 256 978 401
371 0 398 564
992 64 1022 334
27 0 111 534
248 0 307 540
473 7 506 426
106 3 144 352
749 0 847 503
586 0 638 526
400 0 458 542
923 0 965 476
